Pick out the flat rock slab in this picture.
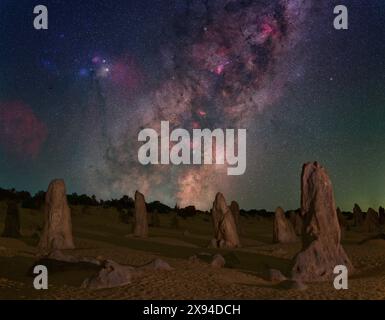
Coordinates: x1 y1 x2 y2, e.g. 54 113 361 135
82 260 135 290
82 258 173 290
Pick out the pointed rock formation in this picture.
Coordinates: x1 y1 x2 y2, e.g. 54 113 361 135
353 204 364 227
229 201 241 232
38 180 74 252
273 207 298 244
291 162 353 282
1 201 21 238
211 193 240 248
289 210 303 236
134 191 148 238
379 206 385 226
362 208 380 233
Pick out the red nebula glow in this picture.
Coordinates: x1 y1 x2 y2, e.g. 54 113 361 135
197 109 207 117
92 56 102 64
261 23 274 36
260 18 279 40
110 55 143 91
0 101 48 159
214 64 226 75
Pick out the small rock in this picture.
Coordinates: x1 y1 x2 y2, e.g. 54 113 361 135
152 258 173 271
211 254 225 268
268 269 286 282
209 238 218 248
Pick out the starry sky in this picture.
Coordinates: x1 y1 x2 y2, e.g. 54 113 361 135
0 0 384 211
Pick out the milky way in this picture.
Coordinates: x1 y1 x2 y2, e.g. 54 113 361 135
77 0 316 209
2 0 384 211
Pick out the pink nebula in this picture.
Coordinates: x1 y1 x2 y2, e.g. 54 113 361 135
214 63 226 75
197 109 207 117
0 101 48 159
110 55 143 92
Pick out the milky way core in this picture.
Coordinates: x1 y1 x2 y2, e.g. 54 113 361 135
80 0 315 209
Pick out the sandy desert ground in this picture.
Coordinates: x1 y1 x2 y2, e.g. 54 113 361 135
1 202 385 300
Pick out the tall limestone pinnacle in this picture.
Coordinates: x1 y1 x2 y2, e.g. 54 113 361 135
38 179 75 252
291 162 353 282
211 193 240 248
273 207 298 244
134 191 149 238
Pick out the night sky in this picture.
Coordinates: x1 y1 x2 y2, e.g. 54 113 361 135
1 0 384 211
